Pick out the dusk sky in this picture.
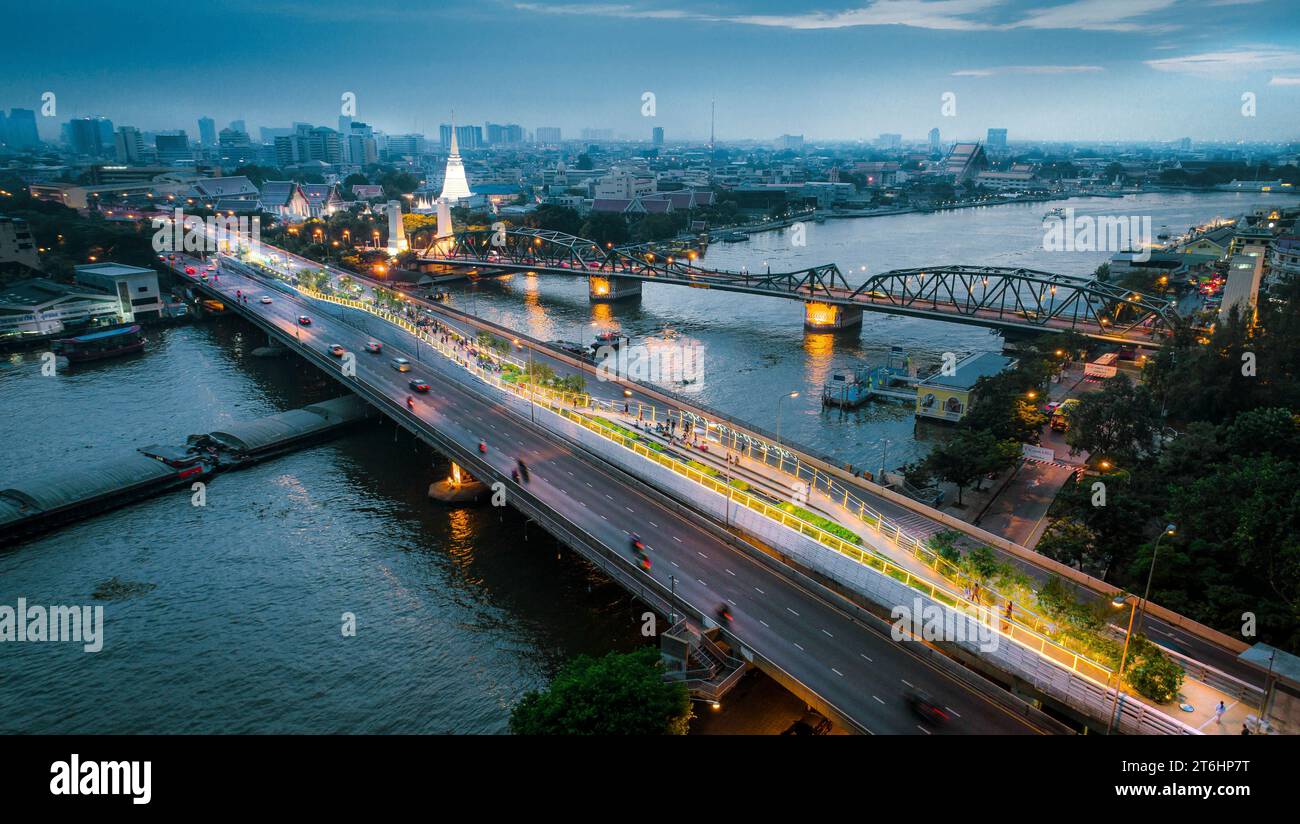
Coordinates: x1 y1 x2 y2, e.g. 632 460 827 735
4 0 1299 143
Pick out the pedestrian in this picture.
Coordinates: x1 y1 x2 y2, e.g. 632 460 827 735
1215 701 1226 723
1241 723 1251 735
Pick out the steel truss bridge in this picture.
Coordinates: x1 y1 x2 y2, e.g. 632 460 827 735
420 228 1183 344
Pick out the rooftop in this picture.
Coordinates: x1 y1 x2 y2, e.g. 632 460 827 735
919 351 1016 391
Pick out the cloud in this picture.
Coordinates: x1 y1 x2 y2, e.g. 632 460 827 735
1010 0 1181 32
513 1 1003 31
1146 47 1300 75
1269 76 1300 86
512 0 1176 32
952 64 1105 77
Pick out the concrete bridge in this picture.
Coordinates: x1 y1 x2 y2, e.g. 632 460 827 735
418 228 1183 345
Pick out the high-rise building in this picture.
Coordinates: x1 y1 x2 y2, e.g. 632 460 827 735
339 115 352 137
67 117 114 156
777 134 804 151
155 132 191 165
6 109 40 149
877 133 902 149
986 128 1008 150
535 127 561 144
229 119 246 134
580 128 613 141
198 117 216 147
218 128 256 167
274 124 343 166
347 122 377 166
928 127 940 152
114 126 145 163
652 126 664 146
385 133 425 158
439 124 482 150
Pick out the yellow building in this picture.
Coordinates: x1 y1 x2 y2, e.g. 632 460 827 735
915 352 1016 422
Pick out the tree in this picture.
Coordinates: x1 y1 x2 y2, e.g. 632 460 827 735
922 429 1019 506
580 212 629 246
1036 518 1107 575
1065 375 1163 466
509 648 691 735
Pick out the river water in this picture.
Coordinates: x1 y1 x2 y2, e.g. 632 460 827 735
0 191 1288 732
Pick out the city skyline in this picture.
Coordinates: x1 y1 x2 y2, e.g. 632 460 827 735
2 0 1298 143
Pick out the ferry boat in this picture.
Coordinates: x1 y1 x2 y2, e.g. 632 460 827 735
1042 207 1066 220
52 324 146 363
720 231 749 243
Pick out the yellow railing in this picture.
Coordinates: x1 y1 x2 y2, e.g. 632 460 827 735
296 284 1116 686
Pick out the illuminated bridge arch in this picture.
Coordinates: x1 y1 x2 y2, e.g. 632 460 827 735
850 265 1183 341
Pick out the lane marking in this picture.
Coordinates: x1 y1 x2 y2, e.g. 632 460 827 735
901 680 914 688
754 587 765 595
832 668 844 677
822 629 833 638
946 708 961 718
873 696 885 705
793 642 804 651
860 654 873 663
725 569 735 576
917 726 931 735
786 607 799 617
759 620 769 628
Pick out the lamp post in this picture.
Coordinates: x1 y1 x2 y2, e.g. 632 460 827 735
1136 523 1176 635
1108 593 1139 734
774 390 799 471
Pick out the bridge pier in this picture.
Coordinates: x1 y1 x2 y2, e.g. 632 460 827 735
804 301 862 332
427 460 488 503
589 275 642 302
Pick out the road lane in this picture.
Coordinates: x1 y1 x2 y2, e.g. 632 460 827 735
182 257 1046 735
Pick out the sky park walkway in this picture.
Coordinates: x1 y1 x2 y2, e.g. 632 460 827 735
179 235 1271 734
417 227 1185 346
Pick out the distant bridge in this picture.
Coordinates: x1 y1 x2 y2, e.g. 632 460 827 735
418 228 1183 345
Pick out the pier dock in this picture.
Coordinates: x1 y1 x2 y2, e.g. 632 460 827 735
0 395 373 545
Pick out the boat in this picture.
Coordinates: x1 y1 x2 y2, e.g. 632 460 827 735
593 330 625 348
1156 225 1171 240
1043 207 1066 220
720 231 749 243
51 324 146 363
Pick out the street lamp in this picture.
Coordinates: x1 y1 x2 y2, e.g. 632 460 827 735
1136 523 1176 635
774 390 799 468
1108 593 1139 734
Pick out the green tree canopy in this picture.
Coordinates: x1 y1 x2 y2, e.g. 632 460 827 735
509 648 691 735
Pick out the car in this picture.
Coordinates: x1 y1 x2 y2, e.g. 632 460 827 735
391 357 411 372
185 266 196 275
365 341 382 353
327 344 346 357
408 380 430 393
906 690 949 726
259 295 272 305
297 315 312 326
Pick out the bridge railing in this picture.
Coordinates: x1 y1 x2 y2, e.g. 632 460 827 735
297 284 1119 690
